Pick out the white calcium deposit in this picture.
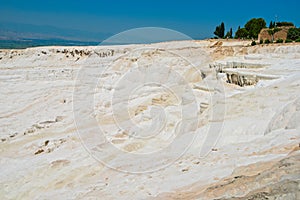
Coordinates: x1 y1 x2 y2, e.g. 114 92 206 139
0 40 300 199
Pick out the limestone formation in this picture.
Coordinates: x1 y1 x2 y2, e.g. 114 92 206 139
0 40 299 199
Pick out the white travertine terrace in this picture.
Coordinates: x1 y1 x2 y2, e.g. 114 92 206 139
0 40 299 199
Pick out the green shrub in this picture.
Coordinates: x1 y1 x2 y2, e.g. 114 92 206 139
251 41 256 46
296 38 300 42
264 39 271 44
276 22 294 27
276 39 284 43
259 39 263 44
287 28 300 41
235 28 249 39
285 39 293 43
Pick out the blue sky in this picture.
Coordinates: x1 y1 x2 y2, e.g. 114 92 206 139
1 0 299 39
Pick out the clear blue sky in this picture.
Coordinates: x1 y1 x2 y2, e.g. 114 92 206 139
1 0 299 39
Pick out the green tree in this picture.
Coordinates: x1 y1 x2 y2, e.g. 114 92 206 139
235 28 248 39
214 22 225 38
287 28 300 41
229 28 233 38
234 26 240 38
225 28 233 38
245 18 266 39
276 22 294 27
269 21 275 29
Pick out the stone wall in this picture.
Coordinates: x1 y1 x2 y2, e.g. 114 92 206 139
258 29 272 41
258 26 294 42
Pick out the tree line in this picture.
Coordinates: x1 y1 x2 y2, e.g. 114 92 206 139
213 18 298 40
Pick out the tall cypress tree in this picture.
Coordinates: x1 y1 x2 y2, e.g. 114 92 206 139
220 22 225 38
214 22 225 38
269 21 273 28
